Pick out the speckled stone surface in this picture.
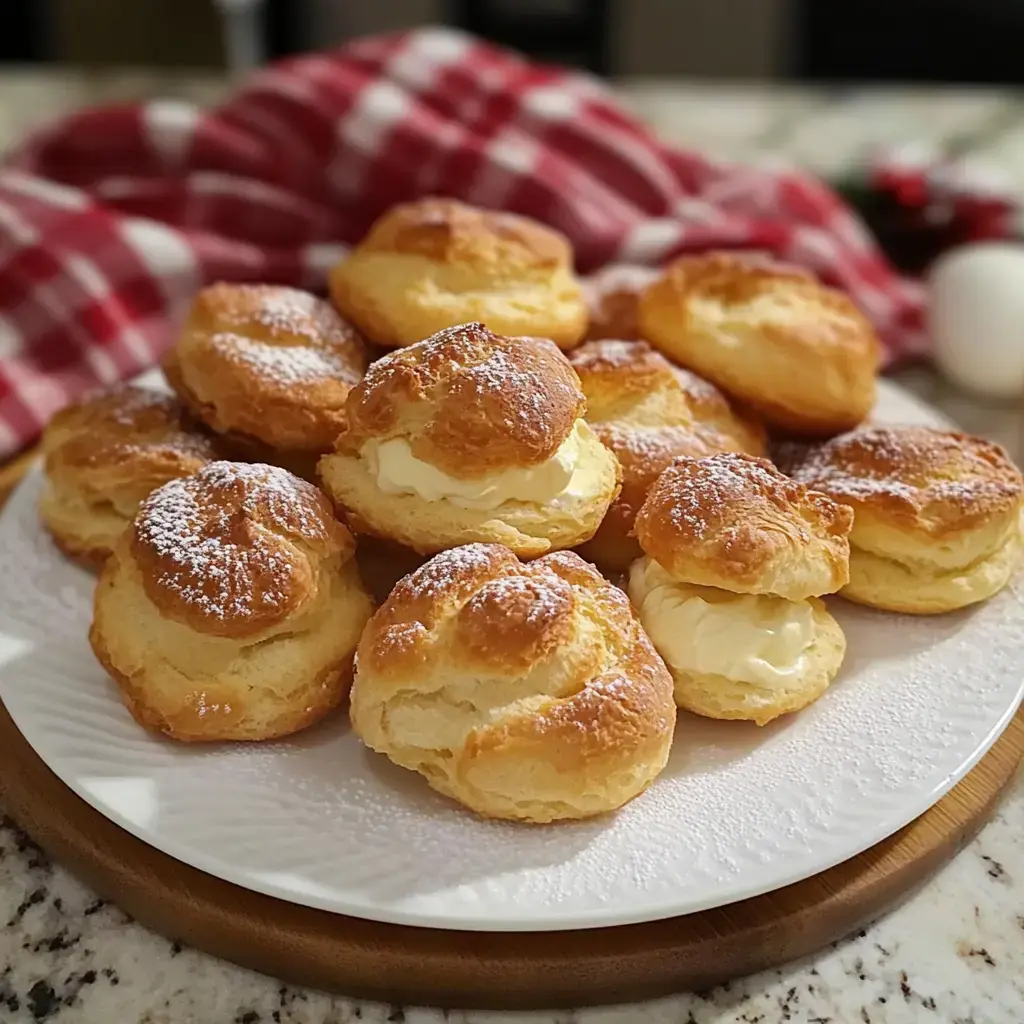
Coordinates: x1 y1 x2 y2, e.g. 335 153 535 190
0 765 1020 1023
1 71 1023 1023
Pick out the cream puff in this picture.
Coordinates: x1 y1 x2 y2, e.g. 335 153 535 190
163 282 368 476
581 263 660 342
350 543 676 822
89 461 373 742
780 425 1024 614
637 252 881 438
318 322 620 557
629 452 852 725
39 384 219 566
569 338 766 570
328 198 587 349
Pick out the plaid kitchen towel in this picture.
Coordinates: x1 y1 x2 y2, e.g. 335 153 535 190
0 26 925 459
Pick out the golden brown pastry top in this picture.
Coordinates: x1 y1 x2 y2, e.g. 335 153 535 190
357 542 673 731
131 461 355 640
167 283 368 451
634 452 853 599
640 252 880 366
354 197 573 273
581 264 659 342
780 426 1024 540
337 322 586 477
569 338 765 451
43 385 218 496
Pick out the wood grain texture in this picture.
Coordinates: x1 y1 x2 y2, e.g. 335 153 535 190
0 445 1021 1009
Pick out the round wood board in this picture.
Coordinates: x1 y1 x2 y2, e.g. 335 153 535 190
0 702 1018 1010
1 448 1022 1009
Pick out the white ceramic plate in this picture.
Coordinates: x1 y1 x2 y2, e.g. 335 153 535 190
0 378 1021 932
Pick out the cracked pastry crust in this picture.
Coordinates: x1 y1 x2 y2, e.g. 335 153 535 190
39 384 218 566
350 543 676 822
569 339 766 570
779 426 1024 613
89 461 373 742
634 451 853 601
637 252 880 438
318 323 620 557
164 282 368 459
328 197 587 349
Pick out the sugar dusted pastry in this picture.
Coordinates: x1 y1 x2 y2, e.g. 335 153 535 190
581 264 659 342
351 543 676 823
318 322 620 557
781 426 1024 614
39 385 218 566
628 453 852 725
569 338 766 570
90 461 373 742
637 252 881 438
328 198 587 349
164 283 368 472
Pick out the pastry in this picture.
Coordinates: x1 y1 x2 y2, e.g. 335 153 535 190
628 453 852 725
581 263 659 341
90 461 373 742
569 339 766 570
637 252 881 437
780 425 1024 614
39 384 218 566
328 198 587 349
318 322 620 557
163 283 368 475
350 543 676 823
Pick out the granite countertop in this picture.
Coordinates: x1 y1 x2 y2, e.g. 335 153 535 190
0 71 1023 1023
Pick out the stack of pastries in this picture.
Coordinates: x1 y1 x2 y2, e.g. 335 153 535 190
34 196 1023 825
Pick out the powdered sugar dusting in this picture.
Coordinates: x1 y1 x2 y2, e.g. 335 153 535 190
210 333 359 387
135 461 330 623
786 426 1023 508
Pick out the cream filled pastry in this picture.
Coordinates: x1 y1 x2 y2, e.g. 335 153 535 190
629 453 851 724
318 322 620 556
779 426 1024 614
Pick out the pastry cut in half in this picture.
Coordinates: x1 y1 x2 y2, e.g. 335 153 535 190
628 452 852 725
779 425 1024 614
318 322 620 557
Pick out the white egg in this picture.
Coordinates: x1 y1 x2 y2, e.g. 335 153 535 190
928 242 1024 399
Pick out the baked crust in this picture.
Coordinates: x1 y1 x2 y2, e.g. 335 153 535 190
637 252 880 437
350 543 676 822
337 322 584 475
39 384 218 566
165 283 368 453
779 426 1024 612
570 339 766 570
328 198 587 349
634 452 853 600
779 426 1024 540
89 460 373 742
581 264 660 342
130 461 354 639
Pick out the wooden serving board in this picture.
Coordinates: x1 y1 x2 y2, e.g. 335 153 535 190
1 449 1022 1009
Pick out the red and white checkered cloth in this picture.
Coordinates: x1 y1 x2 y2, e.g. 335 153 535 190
0 26 926 461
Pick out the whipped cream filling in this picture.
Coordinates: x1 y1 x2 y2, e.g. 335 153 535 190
362 420 597 510
628 557 816 688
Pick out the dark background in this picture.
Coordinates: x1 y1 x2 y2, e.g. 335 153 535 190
0 0 1019 84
